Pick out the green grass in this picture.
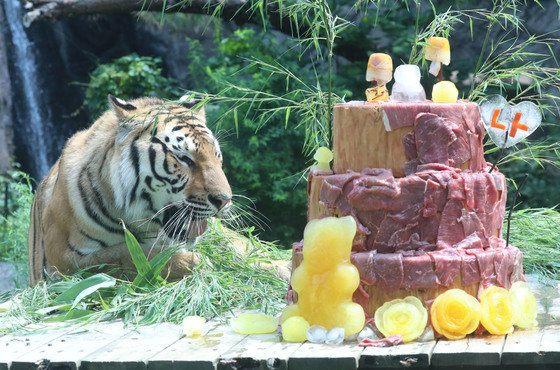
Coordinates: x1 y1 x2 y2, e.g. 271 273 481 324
507 208 560 282
0 171 32 288
0 219 290 332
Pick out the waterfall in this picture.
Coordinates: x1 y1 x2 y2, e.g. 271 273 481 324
3 0 52 180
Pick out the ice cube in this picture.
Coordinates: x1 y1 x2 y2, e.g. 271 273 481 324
325 327 345 345
416 326 435 342
357 324 381 342
344 333 359 342
306 325 327 343
390 65 426 102
394 64 422 82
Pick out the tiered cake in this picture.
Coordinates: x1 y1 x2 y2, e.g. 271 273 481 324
290 100 524 319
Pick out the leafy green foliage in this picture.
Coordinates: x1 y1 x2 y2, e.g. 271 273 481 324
84 53 179 118
0 220 290 332
185 28 350 244
508 208 560 281
0 171 33 288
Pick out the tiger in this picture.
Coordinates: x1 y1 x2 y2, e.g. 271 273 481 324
27 95 232 285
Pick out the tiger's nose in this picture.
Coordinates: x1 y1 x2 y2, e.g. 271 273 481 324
208 194 232 210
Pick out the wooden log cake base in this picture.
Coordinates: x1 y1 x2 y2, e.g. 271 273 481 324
333 101 485 176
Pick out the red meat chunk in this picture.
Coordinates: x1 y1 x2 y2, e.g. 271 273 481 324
373 253 404 293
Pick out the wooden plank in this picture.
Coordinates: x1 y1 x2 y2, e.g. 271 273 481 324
0 325 75 370
359 340 436 368
430 337 467 367
537 324 560 364
147 322 246 370
80 322 183 370
216 332 302 370
10 321 131 370
431 334 505 367
287 341 363 370
501 328 543 365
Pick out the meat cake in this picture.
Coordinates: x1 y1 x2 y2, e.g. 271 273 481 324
291 100 524 318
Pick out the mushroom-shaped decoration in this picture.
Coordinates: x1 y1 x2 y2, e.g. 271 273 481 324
425 37 450 81
365 53 393 102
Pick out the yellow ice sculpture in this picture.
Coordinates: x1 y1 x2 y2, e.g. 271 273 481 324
509 281 538 329
365 53 393 102
432 81 459 103
313 146 333 173
282 216 365 337
375 296 428 342
480 286 515 335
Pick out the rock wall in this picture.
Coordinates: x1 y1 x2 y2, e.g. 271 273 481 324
0 4 13 174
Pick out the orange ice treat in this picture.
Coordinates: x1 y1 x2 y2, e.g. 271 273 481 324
366 53 392 102
366 53 393 84
282 216 365 337
425 37 450 77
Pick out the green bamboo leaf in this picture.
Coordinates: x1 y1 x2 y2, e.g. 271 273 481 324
285 107 291 128
36 304 72 315
123 225 151 276
54 274 115 308
43 309 94 322
132 245 182 287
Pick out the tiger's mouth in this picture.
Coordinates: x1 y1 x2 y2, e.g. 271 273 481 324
161 204 211 239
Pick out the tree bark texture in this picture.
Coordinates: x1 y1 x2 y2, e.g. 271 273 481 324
21 0 306 38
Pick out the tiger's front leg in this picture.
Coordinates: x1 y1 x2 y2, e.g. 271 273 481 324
162 248 201 281
57 241 201 281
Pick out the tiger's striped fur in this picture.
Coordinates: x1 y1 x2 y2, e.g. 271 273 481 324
28 96 232 285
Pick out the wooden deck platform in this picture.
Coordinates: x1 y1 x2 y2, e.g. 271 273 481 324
1 276 559 370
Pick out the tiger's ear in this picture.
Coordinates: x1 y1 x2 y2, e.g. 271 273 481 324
108 94 137 121
179 93 205 117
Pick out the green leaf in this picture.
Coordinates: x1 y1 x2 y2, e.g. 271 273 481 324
43 309 94 322
54 274 115 309
132 245 182 287
124 225 151 276
35 304 72 315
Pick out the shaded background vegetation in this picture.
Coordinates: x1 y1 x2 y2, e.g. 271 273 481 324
0 0 559 325
1 0 560 249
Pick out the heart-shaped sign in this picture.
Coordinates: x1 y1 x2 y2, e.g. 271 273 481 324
479 95 542 148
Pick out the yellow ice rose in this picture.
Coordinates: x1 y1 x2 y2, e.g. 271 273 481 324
430 289 481 340
510 281 538 329
375 296 427 342
480 286 515 335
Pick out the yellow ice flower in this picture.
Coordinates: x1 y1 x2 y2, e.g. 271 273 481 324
375 296 427 342
430 289 481 340
480 286 515 335
510 281 538 329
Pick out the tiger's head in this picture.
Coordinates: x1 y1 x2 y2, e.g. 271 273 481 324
107 95 231 241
